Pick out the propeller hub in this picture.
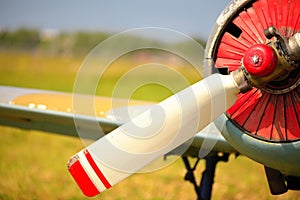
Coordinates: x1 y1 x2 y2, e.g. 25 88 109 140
243 44 277 77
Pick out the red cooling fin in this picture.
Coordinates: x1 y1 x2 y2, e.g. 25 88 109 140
215 0 300 142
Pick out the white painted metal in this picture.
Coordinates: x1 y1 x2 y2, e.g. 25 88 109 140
78 73 240 188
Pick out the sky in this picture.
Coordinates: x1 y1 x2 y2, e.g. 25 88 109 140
0 0 231 40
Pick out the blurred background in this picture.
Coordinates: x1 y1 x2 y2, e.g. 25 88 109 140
0 0 299 199
0 0 231 57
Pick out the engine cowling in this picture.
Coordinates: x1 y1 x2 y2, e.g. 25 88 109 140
205 0 300 189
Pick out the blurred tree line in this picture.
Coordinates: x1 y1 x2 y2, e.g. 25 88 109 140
0 28 111 56
0 28 206 57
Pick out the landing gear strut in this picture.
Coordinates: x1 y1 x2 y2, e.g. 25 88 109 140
182 153 229 200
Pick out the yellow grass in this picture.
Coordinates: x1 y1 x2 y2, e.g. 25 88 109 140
0 51 299 200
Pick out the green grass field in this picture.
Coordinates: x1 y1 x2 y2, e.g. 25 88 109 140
0 51 299 200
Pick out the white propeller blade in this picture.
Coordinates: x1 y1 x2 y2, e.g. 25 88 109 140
68 73 240 197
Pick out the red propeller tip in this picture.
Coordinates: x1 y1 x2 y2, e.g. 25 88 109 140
243 44 277 77
68 150 111 197
68 156 100 197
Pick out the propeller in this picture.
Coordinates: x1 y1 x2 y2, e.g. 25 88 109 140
68 1 300 196
68 72 241 197
68 24 300 195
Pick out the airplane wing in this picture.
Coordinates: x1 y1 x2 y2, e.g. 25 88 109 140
0 86 121 140
0 85 237 154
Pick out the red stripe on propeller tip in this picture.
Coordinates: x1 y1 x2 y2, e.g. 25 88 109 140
68 156 100 197
84 150 112 189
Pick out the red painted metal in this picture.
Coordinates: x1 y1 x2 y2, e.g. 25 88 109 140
243 92 271 134
68 150 112 197
256 94 277 139
68 156 100 197
285 92 300 140
85 150 111 189
243 44 277 77
215 0 300 142
272 95 287 141
230 89 262 126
